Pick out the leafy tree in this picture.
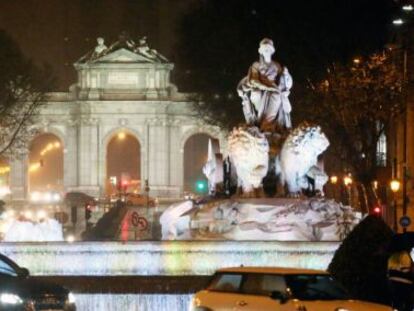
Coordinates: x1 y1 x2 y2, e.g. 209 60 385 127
303 53 403 213
328 215 394 304
0 30 53 156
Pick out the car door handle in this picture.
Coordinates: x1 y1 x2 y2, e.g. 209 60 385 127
237 300 248 306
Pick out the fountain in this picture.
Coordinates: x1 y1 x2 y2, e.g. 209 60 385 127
160 38 360 242
0 37 355 311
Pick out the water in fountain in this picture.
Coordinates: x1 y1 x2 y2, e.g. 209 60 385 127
3 218 63 242
0 241 340 275
75 294 191 311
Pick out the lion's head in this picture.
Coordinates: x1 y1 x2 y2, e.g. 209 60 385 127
228 126 269 192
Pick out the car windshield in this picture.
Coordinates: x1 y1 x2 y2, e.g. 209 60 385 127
208 273 243 293
0 257 18 277
285 274 350 301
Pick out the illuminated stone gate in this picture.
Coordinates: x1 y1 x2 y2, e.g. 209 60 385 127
8 36 226 201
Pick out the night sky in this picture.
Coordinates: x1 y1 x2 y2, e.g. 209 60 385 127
0 0 197 90
0 0 395 91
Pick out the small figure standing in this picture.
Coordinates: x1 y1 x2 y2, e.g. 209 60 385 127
94 37 107 55
237 38 293 130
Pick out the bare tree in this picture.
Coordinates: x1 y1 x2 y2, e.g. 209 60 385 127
304 52 403 213
0 30 53 157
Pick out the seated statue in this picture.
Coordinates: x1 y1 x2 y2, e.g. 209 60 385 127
237 38 293 130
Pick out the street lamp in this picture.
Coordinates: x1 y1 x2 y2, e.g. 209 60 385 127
393 18 404 25
343 175 353 206
391 5 411 229
117 132 126 140
403 4 414 11
390 179 401 232
343 176 353 186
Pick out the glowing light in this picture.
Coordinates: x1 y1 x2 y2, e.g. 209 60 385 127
39 141 61 157
403 4 413 11
195 180 207 192
373 206 381 214
66 235 75 243
330 176 338 184
29 163 41 172
373 180 378 190
30 191 61 203
52 193 61 202
0 186 11 198
0 166 10 175
30 192 41 202
118 132 126 140
393 18 404 25
390 179 401 193
343 176 353 186
24 210 33 219
353 58 360 64
37 210 47 220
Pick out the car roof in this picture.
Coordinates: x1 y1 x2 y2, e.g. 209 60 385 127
216 266 328 275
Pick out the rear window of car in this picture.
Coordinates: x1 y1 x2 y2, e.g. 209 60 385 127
208 273 243 292
285 274 350 300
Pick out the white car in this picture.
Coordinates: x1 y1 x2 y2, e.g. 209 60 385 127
190 266 392 311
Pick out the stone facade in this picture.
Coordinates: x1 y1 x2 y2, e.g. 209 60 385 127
8 38 226 200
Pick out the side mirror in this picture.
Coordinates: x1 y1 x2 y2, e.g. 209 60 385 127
270 291 289 304
17 267 29 278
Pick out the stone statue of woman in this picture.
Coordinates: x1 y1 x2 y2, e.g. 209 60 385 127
237 38 293 130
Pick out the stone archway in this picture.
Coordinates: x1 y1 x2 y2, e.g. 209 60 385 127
28 133 64 193
183 133 219 193
105 130 141 196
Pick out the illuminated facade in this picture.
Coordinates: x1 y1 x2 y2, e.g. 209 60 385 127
8 37 226 200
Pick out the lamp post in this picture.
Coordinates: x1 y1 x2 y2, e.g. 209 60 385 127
392 1 412 232
343 175 353 206
390 178 401 232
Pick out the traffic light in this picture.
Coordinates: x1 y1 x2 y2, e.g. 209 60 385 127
373 206 382 216
195 180 208 193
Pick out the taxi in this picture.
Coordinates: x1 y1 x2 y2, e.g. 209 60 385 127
190 266 392 311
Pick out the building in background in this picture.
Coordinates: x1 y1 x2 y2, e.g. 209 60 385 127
4 35 225 203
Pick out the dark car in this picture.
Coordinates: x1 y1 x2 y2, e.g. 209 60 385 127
0 253 76 310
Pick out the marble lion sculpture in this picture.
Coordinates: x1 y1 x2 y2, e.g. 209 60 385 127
228 126 269 193
276 124 329 194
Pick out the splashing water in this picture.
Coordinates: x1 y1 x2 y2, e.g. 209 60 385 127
74 294 192 311
0 241 340 276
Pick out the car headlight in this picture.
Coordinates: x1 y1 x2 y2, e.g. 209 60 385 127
68 292 76 304
0 293 23 304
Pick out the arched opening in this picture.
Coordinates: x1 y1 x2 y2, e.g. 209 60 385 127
28 133 63 195
106 131 140 196
0 156 10 199
183 133 219 193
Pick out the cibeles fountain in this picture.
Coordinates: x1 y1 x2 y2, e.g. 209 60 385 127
161 38 359 241
0 37 357 311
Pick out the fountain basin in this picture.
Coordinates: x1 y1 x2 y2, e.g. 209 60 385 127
0 241 340 276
